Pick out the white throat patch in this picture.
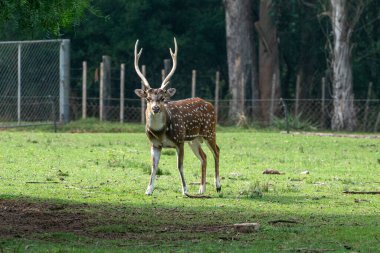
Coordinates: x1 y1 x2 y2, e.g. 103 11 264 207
147 111 166 131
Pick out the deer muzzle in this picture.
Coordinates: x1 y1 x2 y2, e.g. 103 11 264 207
152 105 160 114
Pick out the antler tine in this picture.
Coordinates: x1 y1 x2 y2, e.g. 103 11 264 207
134 40 151 90
161 37 178 90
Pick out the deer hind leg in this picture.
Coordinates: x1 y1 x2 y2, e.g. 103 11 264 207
176 143 188 195
205 138 221 192
188 139 207 194
146 146 161 195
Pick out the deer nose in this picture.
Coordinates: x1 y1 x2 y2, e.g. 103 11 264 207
152 105 160 113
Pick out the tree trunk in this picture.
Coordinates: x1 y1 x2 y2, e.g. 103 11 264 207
257 0 281 124
224 0 258 123
330 0 359 131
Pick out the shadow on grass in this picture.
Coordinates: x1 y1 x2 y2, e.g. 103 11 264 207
0 194 379 252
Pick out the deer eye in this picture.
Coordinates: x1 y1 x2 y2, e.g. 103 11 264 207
146 98 151 102
160 97 165 101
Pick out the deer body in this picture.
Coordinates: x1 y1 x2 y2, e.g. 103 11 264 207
134 39 220 196
147 98 215 144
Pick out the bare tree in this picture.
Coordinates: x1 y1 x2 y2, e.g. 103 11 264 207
329 0 367 131
256 0 281 124
224 0 258 123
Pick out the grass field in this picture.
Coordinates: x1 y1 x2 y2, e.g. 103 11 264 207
0 121 379 252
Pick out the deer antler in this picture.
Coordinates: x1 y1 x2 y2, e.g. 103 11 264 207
134 40 151 90
160 38 178 90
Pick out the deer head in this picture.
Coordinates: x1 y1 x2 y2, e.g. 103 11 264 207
134 38 178 115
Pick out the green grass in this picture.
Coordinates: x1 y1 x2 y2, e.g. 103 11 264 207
2 118 145 133
0 122 379 252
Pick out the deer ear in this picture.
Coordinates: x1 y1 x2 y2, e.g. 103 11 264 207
134 89 146 98
166 88 176 97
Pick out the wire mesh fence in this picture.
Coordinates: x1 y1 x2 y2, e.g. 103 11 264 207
68 63 380 132
68 97 380 132
1 40 379 132
0 40 69 128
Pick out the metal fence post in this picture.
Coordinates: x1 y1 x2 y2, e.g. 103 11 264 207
17 43 22 125
59 39 70 123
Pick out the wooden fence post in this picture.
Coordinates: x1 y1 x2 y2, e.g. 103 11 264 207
164 59 171 77
295 74 301 117
99 62 104 121
374 111 380 132
141 65 146 124
102 55 111 121
82 61 87 119
269 74 276 124
161 69 166 82
191 70 196 98
363 81 372 131
120 63 125 123
321 77 326 128
215 71 220 123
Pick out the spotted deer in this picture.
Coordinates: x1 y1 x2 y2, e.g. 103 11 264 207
134 38 221 196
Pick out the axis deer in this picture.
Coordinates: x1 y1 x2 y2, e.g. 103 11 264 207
134 38 221 196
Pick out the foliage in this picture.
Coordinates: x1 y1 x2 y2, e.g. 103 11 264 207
272 114 317 131
0 126 379 251
67 0 227 100
269 0 380 99
272 0 330 98
351 0 380 97
0 0 93 39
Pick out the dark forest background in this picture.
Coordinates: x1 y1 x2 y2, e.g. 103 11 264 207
1 0 379 130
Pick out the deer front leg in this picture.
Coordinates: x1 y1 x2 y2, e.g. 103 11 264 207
176 143 188 195
146 145 161 195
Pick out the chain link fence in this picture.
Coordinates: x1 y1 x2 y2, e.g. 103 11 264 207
0 40 70 128
69 96 380 132
1 40 379 132
69 64 379 132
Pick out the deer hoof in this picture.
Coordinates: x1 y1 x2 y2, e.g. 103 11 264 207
145 186 154 195
199 185 206 194
216 186 222 193
182 187 188 195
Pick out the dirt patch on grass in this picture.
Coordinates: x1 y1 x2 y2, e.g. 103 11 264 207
0 199 88 238
0 198 235 243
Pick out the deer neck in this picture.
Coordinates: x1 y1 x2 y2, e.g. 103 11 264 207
146 109 168 132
